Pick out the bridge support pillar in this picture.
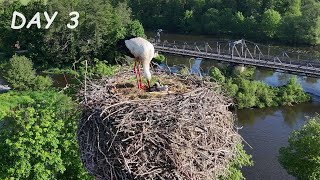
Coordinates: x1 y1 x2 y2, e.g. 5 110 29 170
233 64 246 74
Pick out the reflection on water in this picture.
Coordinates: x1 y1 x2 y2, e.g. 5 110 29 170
254 70 320 98
44 74 79 88
237 102 320 180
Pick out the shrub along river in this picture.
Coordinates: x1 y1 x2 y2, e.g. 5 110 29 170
151 33 320 179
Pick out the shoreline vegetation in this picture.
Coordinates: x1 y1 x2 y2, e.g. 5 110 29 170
208 66 311 109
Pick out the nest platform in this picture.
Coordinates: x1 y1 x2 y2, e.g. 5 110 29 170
78 68 241 180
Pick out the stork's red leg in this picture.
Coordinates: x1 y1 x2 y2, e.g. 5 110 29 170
133 61 140 89
133 61 137 73
137 64 148 90
137 64 144 89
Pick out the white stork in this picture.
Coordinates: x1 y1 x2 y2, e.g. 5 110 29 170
117 37 157 90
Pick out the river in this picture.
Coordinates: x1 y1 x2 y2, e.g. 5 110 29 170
148 32 320 180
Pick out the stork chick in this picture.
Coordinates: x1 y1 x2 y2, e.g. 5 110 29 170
117 36 156 90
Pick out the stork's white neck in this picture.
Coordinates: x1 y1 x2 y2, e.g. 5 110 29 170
142 63 151 81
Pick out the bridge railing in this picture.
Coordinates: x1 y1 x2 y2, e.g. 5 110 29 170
154 40 320 69
153 40 320 77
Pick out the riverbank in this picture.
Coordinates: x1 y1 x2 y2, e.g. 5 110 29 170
0 78 10 93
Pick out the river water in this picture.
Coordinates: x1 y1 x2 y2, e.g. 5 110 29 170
148 32 320 180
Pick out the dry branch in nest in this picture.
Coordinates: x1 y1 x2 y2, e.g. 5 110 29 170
77 68 241 180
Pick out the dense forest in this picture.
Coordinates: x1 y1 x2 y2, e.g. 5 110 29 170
122 0 320 45
0 0 145 68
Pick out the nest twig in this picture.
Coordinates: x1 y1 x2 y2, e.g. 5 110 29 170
77 69 241 179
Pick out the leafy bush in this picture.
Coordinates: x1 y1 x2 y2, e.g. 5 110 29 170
0 91 93 179
210 66 310 109
4 55 53 91
279 77 310 105
33 76 53 91
279 114 320 180
222 143 253 180
153 54 166 64
211 67 225 83
4 55 36 90
91 59 119 77
0 92 34 120
224 79 239 97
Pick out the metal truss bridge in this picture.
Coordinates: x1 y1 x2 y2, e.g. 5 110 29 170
154 39 320 77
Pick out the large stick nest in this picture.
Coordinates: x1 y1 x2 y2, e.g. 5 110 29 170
78 68 241 179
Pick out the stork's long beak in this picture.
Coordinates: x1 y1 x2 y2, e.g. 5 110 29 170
147 80 151 89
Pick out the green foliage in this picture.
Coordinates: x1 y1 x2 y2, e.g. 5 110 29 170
77 59 119 78
261 9 282 38
4 55 53 91
127 20 146 38
90 59 120 77
210 67 225 83
127 0 320 45
224 79 239 97
153 54 166 64
4 55 36 90
278 77 311 105
180 10 195 33
233 66 256 79
222 143 253 180
0 91 93 179
236 78 258 108
279 114 320 180
210 66 310 109
0 0 145 67
0 92 34 119
33 76 53 91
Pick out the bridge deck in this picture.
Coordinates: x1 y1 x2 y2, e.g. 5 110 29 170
154 40 320 78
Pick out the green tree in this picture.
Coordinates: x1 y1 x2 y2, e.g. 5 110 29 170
202 8 221 34
127 20 146 37
0 91 93 179
279 114 320 180
4 55 36 90
223 143 253 180
299 1 320 44
224 78 239 97
233 11 245 36
278 77 310 105
261 9 282 38
4 55 53 91
180 10 195 33
33 75 53 91
278 14 302 44
0 0 145 67
211 67 225 83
